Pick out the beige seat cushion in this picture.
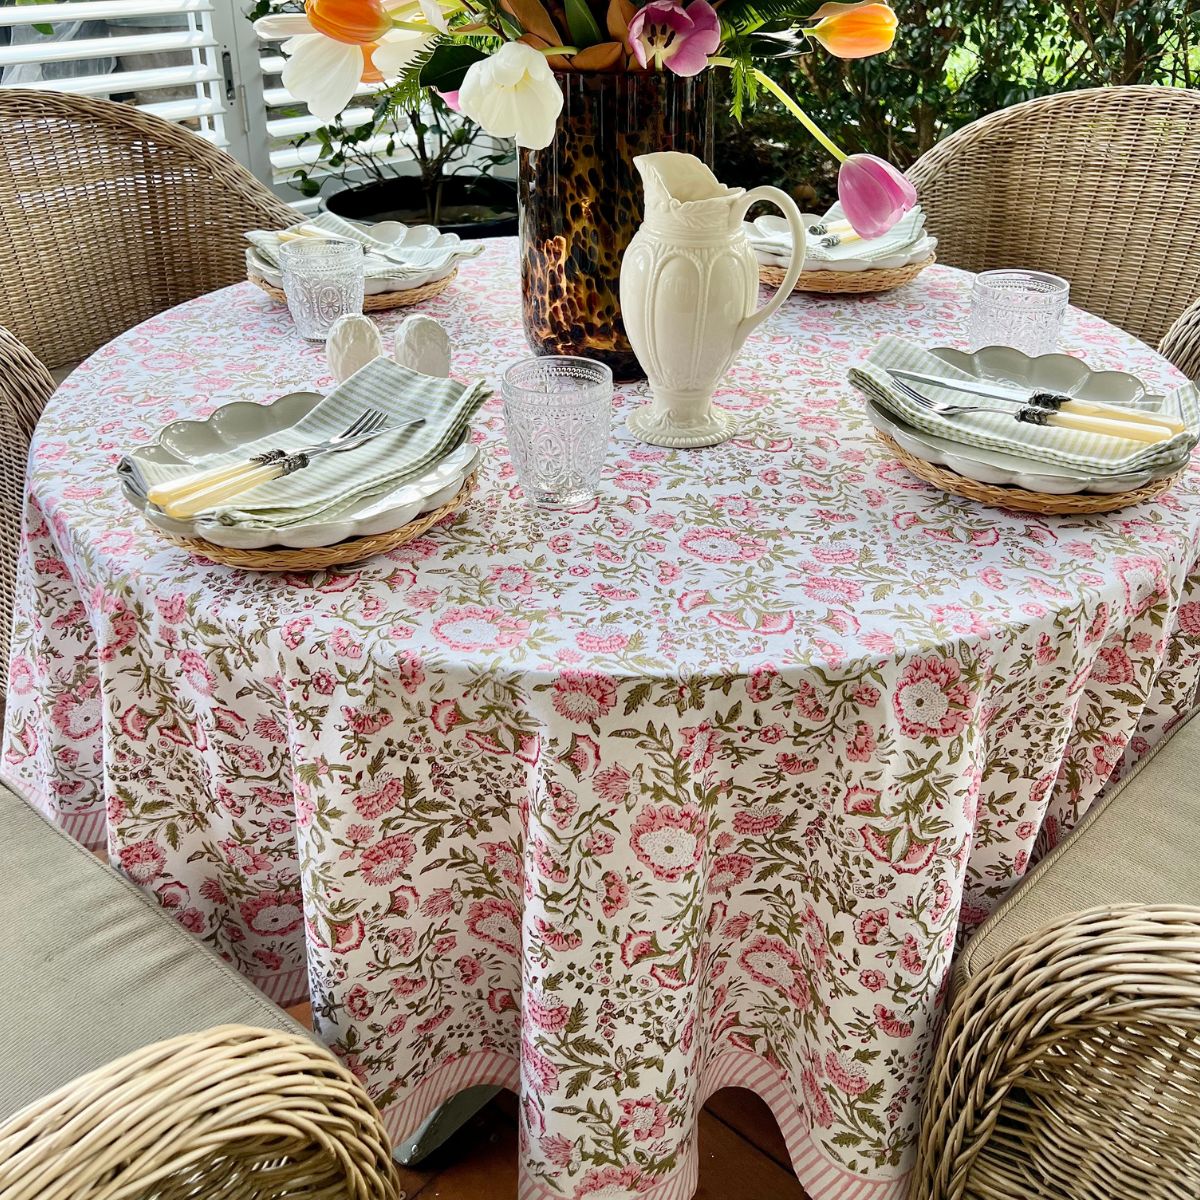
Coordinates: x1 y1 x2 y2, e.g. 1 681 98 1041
957 708 1200 986
0 784 306 1121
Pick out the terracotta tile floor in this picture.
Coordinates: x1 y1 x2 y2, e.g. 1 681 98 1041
286 1002 810 1199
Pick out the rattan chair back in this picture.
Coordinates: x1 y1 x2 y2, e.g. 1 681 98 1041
0 1025 402 1200
908 86 1200 352
912 905 1200 1200
0 90 294 370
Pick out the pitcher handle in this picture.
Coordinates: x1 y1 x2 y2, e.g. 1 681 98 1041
731 185 807 349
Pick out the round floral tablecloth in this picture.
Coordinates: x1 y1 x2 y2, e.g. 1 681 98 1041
7 240 1200 1200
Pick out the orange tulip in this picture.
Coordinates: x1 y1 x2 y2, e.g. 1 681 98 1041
305 0 392 45
806 1 897 59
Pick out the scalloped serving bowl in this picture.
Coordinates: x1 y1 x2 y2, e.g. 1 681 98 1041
121 390 480 549
864 346 1190 495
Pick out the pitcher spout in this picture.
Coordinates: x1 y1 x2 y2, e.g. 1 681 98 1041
634 151 741 216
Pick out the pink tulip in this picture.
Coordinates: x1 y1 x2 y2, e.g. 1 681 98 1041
437 88 461 113
837 152 917 238
627 0 720 76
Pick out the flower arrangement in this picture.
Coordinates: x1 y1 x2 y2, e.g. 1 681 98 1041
255 0 914 237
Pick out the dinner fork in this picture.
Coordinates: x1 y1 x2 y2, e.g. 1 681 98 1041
892 377 1171 445
148 409 390 512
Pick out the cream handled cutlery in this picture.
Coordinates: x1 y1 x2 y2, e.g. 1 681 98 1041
889 376 1173 444
888 368 1187 434
148 411 424 519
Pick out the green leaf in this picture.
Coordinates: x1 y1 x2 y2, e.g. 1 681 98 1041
16 0 53 35
565 0 603 47
419 42 489 93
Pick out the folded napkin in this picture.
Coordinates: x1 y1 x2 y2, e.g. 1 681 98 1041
746 204 935 268
121 357 490 528
851 335 1200 476
246 212 484 282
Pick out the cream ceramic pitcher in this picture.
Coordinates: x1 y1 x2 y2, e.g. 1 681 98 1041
620 152 806 447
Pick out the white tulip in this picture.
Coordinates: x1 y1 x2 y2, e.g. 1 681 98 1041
254 9 435 123
457 41 564 151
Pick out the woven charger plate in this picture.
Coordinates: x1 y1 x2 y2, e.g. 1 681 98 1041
157 471 477 570
761 254 935 295
249 268 456 312
877 433 1181 514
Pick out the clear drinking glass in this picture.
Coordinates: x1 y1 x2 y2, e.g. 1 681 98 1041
502 356 613 507
279 238 365 340
967 269 1070 357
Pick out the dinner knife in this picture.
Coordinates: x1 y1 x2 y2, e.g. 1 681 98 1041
887 368 1187 434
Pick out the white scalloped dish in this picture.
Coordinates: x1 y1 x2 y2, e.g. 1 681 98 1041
120 391 479 549
863 346 1191 495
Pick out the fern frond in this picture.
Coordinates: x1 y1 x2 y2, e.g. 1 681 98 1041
718 0 810 36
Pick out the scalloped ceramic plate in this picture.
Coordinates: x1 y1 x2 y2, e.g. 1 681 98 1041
864 346 1190 495
245 221 473 296
120 390 479 549
748 209 936 272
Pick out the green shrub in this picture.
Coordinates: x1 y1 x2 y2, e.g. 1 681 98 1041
716 0 1200 209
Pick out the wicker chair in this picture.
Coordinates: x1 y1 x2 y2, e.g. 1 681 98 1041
0 328 55 724
911 711 1200 1200
908 85 1200 375
0 1025 402 1200
0 89 294 371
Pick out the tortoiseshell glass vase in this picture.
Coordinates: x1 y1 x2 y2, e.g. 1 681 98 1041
518 70 715 381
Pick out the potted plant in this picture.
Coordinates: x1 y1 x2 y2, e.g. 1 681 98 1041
248 2 518 236
253 0 913 372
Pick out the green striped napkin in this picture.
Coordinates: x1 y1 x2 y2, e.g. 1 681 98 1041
126 358 489 529
851 336 1199 476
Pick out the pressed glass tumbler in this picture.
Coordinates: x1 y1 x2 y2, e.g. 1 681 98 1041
502 357 613 508
279 238 365 340
967 269 1070 357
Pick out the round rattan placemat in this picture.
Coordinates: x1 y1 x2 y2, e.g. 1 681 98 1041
761 255 935 295
157 471 477 570
877 432 1180 514
249 269 456 312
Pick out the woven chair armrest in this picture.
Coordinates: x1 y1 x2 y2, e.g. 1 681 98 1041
910 904 1200 1200
0 326 54 445
0 1024 402 1200
1160 296 1200 381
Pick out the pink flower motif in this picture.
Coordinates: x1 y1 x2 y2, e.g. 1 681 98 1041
802 573 863 606
801 1068 835 1128
739 934 810 1007
466 897 522 954
239 888 304 936
680 527 768 563
360 833 416 886
854 908 888 945
431 605 529 652
859 968 886 992
618 1096 669 1140
825 1051 870 1096
595 763 631 804
620 929 658 967
707 852 754 893
576 631 629 654
488 564 535 594
630 804 706 881
456 954 483 984
521 1034 559 1093
1178 601 1200 636
526 991 571 1031
627 0 719 75
1090 645 1134 685
395 650 425 692
733 807 782 835
601 869 630 917
550 670 617 722
118 840 166 884
899 933 925 975
573 1165 651 1198
893 654 974 739
845 720 876 762
680 721 721 769
431 699 464 733
873 1003 914 1038
541 1133 578 1169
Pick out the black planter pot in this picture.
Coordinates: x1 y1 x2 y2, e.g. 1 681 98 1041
323 174 518 239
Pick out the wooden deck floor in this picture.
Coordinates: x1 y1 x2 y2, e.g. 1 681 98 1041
286 1003 810 1200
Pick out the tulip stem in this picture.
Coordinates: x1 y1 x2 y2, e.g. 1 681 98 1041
710 58 848 163
539 44 578 55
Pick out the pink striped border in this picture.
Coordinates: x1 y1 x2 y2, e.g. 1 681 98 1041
379 1048 910 1200
249 965 309 1007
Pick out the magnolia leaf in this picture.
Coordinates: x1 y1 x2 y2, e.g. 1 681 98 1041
501 0 565 45
418 42 488 92
606 0 637 41
565 0 604 47
570 39 624 69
